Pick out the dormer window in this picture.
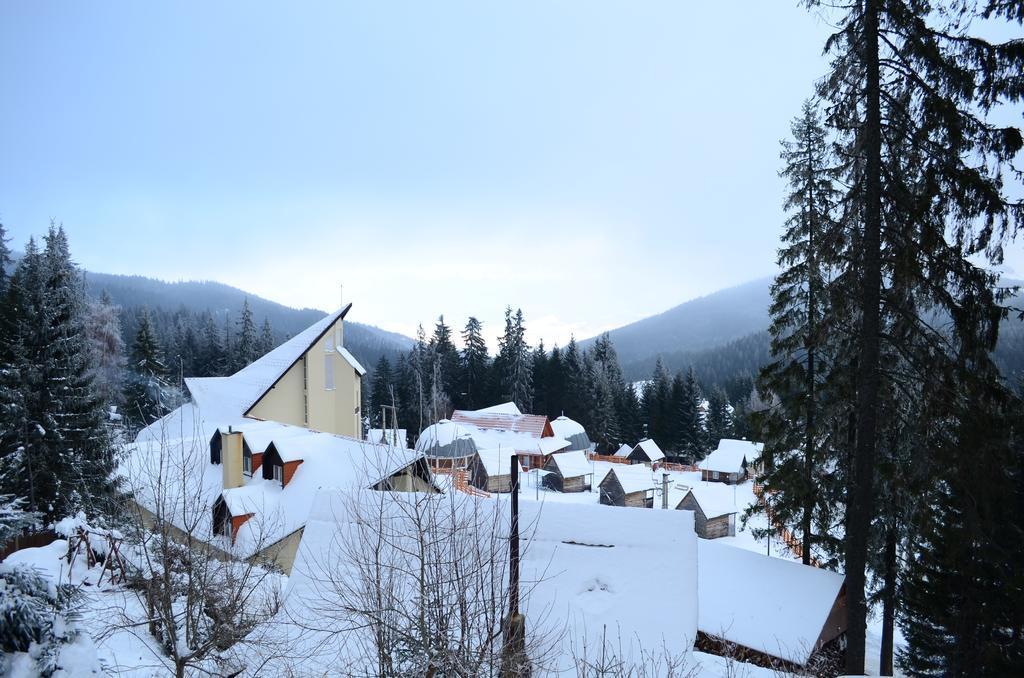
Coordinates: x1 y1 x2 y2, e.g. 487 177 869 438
272 465 284 483
243 453 252 476
325 334 335 352
325 356 335 390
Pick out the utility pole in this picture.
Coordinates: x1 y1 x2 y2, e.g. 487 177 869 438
502 453 527 677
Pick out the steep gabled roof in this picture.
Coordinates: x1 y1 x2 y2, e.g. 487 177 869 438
183 305 353 421
549 450 591 478
632 439 665 462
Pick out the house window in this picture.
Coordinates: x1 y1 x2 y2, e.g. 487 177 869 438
325 334 335 352
712 471 719 480
273 464 284 484
303 356 309 424
243 454 252 476
335 327 342 349
225 517 233 540
325 355 335 390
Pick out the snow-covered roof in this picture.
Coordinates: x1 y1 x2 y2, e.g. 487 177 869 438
548 450 591 478
337 347 366 377
613 443 633 458
537 437 571 455
367 428 407 447
632 438 665 462
451 403 549 438
166 307 353 432
123 413 429 558
602 465 655 495
415 419 476 452
676 482 738 519
417 412 563 458
549 415 585 439
698 439 763 474
272 491 698 674
475 402 523 415
698 540 845 665
474 448 524 478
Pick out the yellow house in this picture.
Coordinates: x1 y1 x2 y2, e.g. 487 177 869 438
185 304 366 438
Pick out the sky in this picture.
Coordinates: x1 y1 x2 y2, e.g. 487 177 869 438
2 2 1021 346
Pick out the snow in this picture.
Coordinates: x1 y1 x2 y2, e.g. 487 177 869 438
337 346 366 376
123 414 428 559
418 415 568 459
633 438 666 462
475 401 523 415
270 490 702 675
367 428 408 447
537 436 572 455
699 439 763 474
602 464 656 495
548 450 592 478
549 415 585 438
415 419 476 450
698 539 845 665
475 447 524 477
613 443 633 458
677 482 739 519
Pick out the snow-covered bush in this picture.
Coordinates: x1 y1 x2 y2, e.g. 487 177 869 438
0 562 78 676
0 494 40 545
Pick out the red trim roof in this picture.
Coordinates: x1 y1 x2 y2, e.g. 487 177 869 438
450 410 552 438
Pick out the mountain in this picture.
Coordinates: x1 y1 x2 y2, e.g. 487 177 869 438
580 277 772 379
80 271 414 374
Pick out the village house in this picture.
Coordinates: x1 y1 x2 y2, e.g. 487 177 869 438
417 402 573 470
698 539 847 668
184 305 366 439
627 438 666 465
130 306 437 573
675 484 738 539
698 438 764 484
542 450 593 492
598 465 655 508
549 415 592 451
613 443 633 459
468 447 524 493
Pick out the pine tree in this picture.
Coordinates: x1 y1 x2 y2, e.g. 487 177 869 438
545 344 566 418
531 342 549 416
199 312 223 377
495 307 532 411
460 317 490 410
234 299 258 371
83 290 126 412
30 226 117 518
754 99 840 566
675 368 705 461
641 358 672 447
0 221 10 294
257 317 275 356
429 315 461 411
122 307 170 429
369 355 395 429
704 386 733 449
809 3 1024 668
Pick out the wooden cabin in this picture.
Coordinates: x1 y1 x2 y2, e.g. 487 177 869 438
676 489 736 539
469 448 523 493
598 466 655 508
542 450 593 492
698 439 763 484
628 439 666 465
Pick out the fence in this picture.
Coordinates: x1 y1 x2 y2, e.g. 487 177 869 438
0 529 58 562
587 453 631 465
752 482 822 568
432 466 491 498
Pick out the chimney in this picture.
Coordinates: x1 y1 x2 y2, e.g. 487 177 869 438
662 472 670 510
222 428 244 490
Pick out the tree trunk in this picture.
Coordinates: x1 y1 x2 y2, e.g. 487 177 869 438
846 0 884 673
880 522 897 675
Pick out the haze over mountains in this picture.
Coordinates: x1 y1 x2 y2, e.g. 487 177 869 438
43 259 1024 390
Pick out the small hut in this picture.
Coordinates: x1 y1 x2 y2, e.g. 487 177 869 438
542 450 593 492
698 439 763 484
628 439 666 465
613 443 633 460
675 486 737 539
469 448 523 493
598 466 655 508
